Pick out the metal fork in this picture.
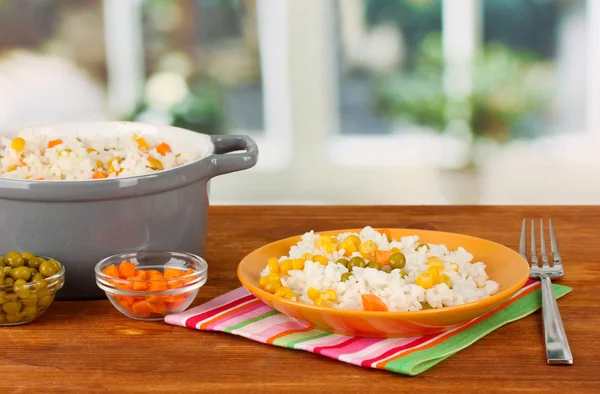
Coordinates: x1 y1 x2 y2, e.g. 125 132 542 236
520 219 573 365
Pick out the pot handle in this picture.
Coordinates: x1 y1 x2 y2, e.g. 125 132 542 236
208 135 259 177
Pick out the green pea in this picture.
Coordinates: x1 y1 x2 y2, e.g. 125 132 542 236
348 256 366 271
399 269 407 278
35 287 50 297
4 292 17 301
5 252 24 268
29 268 38 276
389 252 406 270
22 305 37 318
3 267 11 276
0 298 6 305
21 294 38 306
3 278 14 286
47 259 61 271
0 313 5 324
27 257 42 270
37 295 54 308
40 261 59 277
0 270 4 282
2 300 22 314
340 272 352 282
10 266 31 281
366 261 382 270
5 313 22 323
21 252 35 263
17 289 31 299
335 258 349 268
32 273 45 282
0 256 5 267
416 244 430 252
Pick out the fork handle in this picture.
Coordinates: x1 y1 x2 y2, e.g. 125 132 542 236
540 275 573 364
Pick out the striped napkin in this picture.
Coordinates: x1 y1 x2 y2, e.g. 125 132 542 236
165 279 571 375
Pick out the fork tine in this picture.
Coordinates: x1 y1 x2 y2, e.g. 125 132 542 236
530 219 539 268
549 219 562 266
540 219 549 267
520 219 527 259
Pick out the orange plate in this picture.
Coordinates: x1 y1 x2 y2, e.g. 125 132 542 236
237 228 530 338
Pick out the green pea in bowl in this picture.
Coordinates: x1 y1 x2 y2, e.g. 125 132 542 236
0 252 65 325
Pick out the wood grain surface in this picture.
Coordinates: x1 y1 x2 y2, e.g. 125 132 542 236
1 206 598 393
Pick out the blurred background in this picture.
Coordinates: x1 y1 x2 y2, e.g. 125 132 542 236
0 0 597 204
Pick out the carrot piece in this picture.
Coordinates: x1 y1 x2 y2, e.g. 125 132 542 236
131 300 154 317
131 276 149 291
147 295 169 304
116 295 135 309
164 268 185 279
145 270 161 277
135 270 148 280
150 302 167 314
167 280 183 290
181 269 197 284
156 142 171 156
148 277 168 292
48 139 63 148
102 264 120 278
378 228 392 238
115 281 134 291
361 294 388 312
92 170 108 179
374 250 393 266
119 261 137 279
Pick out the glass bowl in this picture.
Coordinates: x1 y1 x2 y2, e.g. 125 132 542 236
0 255 65 326
95 251 208 321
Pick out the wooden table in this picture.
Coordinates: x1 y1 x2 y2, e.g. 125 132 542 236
2 206 598 393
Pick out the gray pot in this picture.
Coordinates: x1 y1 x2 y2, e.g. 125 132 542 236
0 122 258 300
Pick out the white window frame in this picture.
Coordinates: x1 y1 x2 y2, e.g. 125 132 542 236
102 0 600 204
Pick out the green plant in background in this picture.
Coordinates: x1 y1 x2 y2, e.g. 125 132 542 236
374 32 554 143
126 78 225 135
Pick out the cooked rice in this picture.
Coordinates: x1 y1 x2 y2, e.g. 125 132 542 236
260 226 500 312
0 130 204 180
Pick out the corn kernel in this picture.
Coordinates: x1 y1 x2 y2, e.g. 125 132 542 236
338 235 360 256
263 279 282 294
427 267 441 285
315 235 336 253
279 259 293 275
284 291 298 301
11 137 25 152
265 273 281 281
7 165 17 172
274 286 291 297
416 272 434 289
321 289 337 302
441 273 452 288
291 258 305 270
307 287 321 301
258 275 270 289
96 160 104 168
267 258 280 274
87 148 97 154
302 252 314 261
147 157 163 170
450 262 459 272
137 137 149 150
359 240 378 257
314 296 333 307
313 255 329 266
426 257 445 271
322 243 335 254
